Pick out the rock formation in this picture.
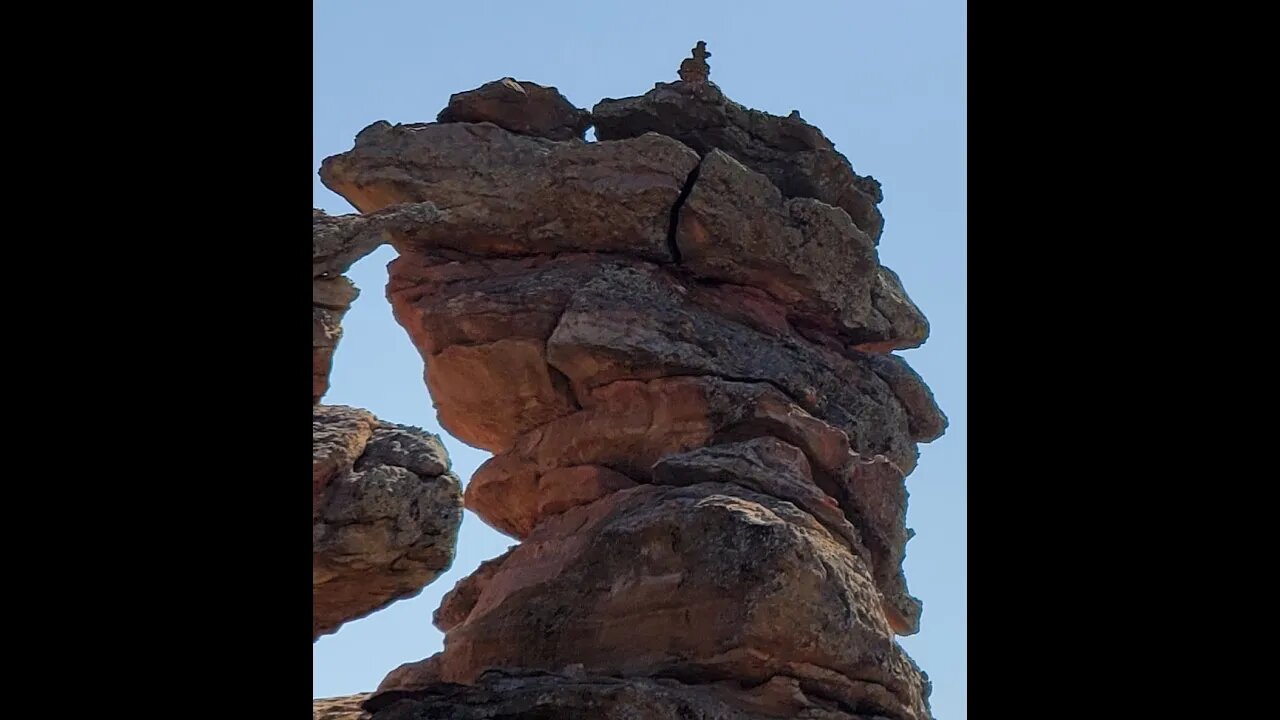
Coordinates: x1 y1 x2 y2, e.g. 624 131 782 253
312 694 371 720
315 42 946 719
313 213 464 642
313 208 382 404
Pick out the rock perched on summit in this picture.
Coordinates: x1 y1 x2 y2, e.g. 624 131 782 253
593 77 886 243
393 483 932 720
437 78 591 141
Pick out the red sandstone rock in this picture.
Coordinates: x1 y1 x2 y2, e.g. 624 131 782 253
544 261 923 472
315 48 950 719
386 252 592 356
536 464 637 517
425 338 578 452
437 78 591 141
408 483 931 720
313 405 463 640
677 149 898 345
432 549 514 634
650 437 866 560
592 80 886 243
463 376 855 538
319 122 698 262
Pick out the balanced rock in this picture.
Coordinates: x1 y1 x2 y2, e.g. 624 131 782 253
316 45 948 720
313 405 463 640
437 78 591 141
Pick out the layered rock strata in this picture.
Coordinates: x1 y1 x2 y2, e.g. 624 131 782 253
317 41 946 719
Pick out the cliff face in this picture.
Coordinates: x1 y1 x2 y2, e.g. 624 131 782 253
314 42 946 720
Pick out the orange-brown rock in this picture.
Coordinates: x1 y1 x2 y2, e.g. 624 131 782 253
437 78 591 141
401 483 931 720
675 149 927 348
432 549 514 634
536 464 637 518
463 376 855 538
425 338 578 452
317 50 948 719
544 261 929 472
386 252 592 356
319 121 698 262
313 405 463 640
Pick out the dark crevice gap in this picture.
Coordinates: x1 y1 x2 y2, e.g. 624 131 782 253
665 159 703 264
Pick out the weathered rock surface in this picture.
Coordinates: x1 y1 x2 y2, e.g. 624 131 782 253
432 548 513 634
545 261 926 471
319 121 699 261
313 405 463 640
437 78 591 141
676 150 926 349
313 208 385 403
464 375 857 538
316 45 947 719
313 207 389 278
387 252 939 460
593 80 886 243
395 483 931 720
314 694 371 720
365 670 898 719
425 337 578 452
866 353 948 444
651 438 864 561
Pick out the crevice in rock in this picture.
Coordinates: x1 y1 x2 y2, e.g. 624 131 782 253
665 158 703 264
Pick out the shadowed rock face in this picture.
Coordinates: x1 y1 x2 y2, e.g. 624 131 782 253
382 484 930 720
316 44 947 719
365 670 909 719
313 406 463 641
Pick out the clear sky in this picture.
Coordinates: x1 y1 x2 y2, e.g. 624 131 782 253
313 1 966 717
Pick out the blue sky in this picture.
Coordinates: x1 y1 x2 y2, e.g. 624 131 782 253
313 1 966 717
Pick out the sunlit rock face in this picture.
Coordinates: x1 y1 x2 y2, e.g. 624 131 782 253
316 39 947 720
